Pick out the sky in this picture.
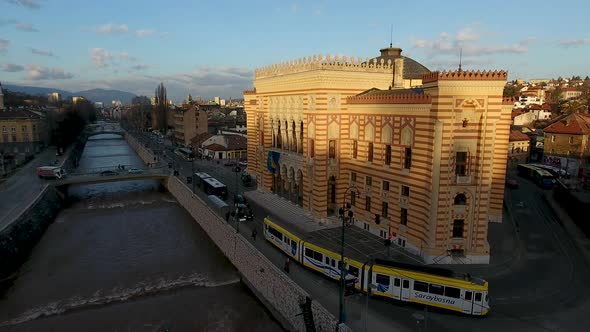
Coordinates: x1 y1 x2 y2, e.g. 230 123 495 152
1 0 589 102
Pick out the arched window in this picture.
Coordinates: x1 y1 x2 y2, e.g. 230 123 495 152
454 193 467 205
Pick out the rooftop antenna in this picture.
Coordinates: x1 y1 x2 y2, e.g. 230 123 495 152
389 24 393 48
389 24 395 90
458 48 463 72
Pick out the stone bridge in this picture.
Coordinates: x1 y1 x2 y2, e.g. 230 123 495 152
52 166 170 197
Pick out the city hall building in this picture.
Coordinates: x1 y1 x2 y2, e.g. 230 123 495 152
243 47 511 264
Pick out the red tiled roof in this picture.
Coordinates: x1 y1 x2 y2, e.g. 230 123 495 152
511 109 523 119
543 113 590 135
204 143 226 151
225 135 247 150
509 130 530 141
190 132 213 147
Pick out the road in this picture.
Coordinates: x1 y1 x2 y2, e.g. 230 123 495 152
135 131 590 331
0 146 65 232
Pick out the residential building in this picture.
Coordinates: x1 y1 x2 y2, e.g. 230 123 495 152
244 46 511 264
543 113 590 177
200 133 247 160
48 92 61 104
72 96 85 104
508 130 531 167
173 105 208 146
512 104 552 126
0 109 50 169
562 88 582 100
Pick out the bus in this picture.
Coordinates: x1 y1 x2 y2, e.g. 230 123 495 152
194 172 212 189
202 177 228 200
175 147 195 161
517 164 556 189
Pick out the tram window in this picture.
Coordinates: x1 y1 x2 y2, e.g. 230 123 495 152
331 258 335 267
291 241 297 252
429 283 444 295
475 292 482 302
445 287 461 298
413 281 428 292
268 227 283 241
325 257 330 264
376 274 390 286
305 248 313 258
314 251 323 262
402 280 409 289
348 265 359 276
394 278 400 287
465 291 472 301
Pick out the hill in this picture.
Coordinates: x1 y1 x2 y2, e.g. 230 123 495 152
73 89 136 105
2 85 137 105
3 84 72 98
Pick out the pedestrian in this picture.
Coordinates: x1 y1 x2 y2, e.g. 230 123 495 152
251 229 257 241
284 258 290 273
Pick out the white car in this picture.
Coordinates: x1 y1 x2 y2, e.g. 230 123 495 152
128 168 143 174
239 161 248 167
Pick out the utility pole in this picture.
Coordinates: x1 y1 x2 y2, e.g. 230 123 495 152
338 186 355 325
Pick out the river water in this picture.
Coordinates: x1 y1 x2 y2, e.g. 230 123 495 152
0 134 280 331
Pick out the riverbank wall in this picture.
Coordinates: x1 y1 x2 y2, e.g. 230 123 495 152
124 133 157 166
166 176 347 332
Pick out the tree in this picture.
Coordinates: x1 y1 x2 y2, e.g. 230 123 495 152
585 76 590 81
503 85 519 98
549 86 563 103
154 82 167 132
188 94 193 103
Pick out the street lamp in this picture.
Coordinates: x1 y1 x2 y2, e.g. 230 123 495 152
338 185 356 325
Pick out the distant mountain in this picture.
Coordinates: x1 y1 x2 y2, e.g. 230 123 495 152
3 84 72 98
2 85 137 105
73 89 136 105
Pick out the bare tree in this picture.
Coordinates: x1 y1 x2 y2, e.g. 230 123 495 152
155 82 167 131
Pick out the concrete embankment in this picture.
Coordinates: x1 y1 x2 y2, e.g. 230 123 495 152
124 133 157 166
166 176 347 332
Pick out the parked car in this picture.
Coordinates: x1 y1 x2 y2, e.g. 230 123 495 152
241 172 253 187
238 160 248 167
235 205 254 222
36 166 66 179
505 177 519 189
128 168 143 174
224 160 237 167
233 194 248 207
100 170 119 176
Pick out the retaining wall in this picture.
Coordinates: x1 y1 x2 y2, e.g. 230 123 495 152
166 177 348 332
124 133 157 166
0 187 63 281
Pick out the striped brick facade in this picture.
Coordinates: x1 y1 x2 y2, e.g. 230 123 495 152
244 54 509 264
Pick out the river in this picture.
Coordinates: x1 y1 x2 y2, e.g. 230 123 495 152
0 133 280 331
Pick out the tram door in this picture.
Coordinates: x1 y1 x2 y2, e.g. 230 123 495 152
392 277 401 300
462 291 473 314
401 279 410 301
472 292 483 315
324 257 336 278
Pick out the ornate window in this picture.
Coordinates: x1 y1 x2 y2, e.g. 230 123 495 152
454 193 467 205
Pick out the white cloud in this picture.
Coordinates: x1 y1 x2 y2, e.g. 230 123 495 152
290 3 298 13
1 63 24 72
135 29 154 38
0 38 9 53
7 0 40 9
558 38 590 47
411 26 535 58
95 23 128 35
15 22 38 32
26 64 74 80
90 48 113 67
30 48 53 56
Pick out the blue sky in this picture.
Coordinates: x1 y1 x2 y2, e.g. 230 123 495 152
1 0 589 102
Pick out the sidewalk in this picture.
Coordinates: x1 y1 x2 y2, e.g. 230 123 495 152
245 188 524 277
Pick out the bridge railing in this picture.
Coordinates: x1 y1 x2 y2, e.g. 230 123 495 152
65 165 167 176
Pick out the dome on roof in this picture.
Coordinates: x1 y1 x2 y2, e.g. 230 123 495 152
364 47 431 80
